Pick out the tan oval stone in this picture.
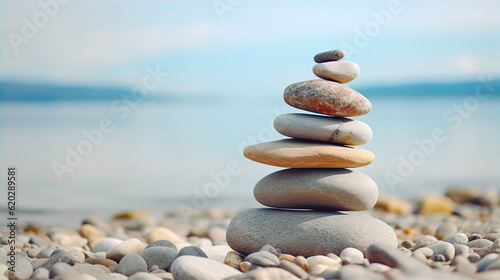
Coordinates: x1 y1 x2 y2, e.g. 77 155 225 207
243 139 374 168
418 195 454 215
284 80 371 117
313 61 360 83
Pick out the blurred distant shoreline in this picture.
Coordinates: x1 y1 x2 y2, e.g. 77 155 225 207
1 80 499 102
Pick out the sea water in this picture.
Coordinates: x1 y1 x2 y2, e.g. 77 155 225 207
0 91 499 226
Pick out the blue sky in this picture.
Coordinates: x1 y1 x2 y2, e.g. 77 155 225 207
1 0 499 97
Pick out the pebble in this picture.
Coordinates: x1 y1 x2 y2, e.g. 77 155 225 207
128 272 162 280
145 227 184 245
412 247 433 262
79 224 101 240
244 251 280 267
368 263 391 273
418 195 455 215
284 79 371 117
307 255 341 269
84 257 118 268
224 251 243 269
367 243 433 276
484 257 500 271
139 246 178 270
375 195 412 215
170 255 241 279
338 264 386 280
243 139 375 168
106 238 144 262
280 254 295 262
240 261 251 272
260 244 281 257
178 246 208 258
467 239 493 249
92 238 123 253
469 233 483 242
49 262 75 278
426 242 455 261
445 188 478 203
254 168 378 211
468 253 481 263
69 249 86 263
314 49 345 63
199 245 233 263
29 236 51 247
227 208 396 257
278 260 308 280
435 223 458 240
293 256 309 272
443 232 468 244
274 114 372 146
144 239 178 251
30 267 50 279
313 61 360 83
484 233 500 242
340 248 364 265
40 250 75 270
430 254 446 262
7 257 32 279
412 235 438 251
475 253 499 272
118 254 147 277
451 255 477 274
73 263 111 275
37 246 57 258
455 244 472 255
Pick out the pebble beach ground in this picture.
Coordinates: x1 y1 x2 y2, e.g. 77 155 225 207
0 188 499 280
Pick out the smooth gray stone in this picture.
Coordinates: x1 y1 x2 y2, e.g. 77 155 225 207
426 242 455 261
367 243 434 276
30 236 51 247
49 262 75 279
225 267 299 280
30 267 50 279
468 239 493 248
8 257 33 279
338 264 385 280
128 272 162 280
170 255 241 279
244 251 280 267
178 246 208 258
314 49 345 63
444 233 468 245
118 254 147 277
313 61 360 84
0 248 6 264
139 246 178 270
226 208 397 257
278 260 308 280
144 239 178 251
476 253 499 272
73 263 111 275
274 113 372 146
254 168 378 211
41 250 75 270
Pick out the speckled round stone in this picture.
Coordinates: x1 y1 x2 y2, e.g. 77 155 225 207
274 114 372 146
254 168 378 211
284 80 371 117
226 208 397 257
314 49 345 63
244 139 375 168
313 61 360 83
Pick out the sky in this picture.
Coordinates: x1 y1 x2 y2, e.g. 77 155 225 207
1 0 499 98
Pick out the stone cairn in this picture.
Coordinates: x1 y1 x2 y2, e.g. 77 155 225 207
226 49 397 257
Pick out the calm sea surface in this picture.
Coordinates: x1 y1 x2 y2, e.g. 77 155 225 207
1 93 499 226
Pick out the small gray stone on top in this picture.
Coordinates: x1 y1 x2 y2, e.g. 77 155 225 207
314 49 345 63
